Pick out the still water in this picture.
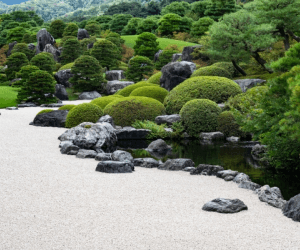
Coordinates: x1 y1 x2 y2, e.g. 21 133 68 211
118 139 300 200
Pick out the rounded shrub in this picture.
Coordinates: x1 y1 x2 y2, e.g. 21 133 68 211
63 23 79 37
30 52 56 74
11 43 35 60
58 104 76 111
117 81 154 97
191 65 232 79
104 96 166 126
164 76 242 114
217 111 241 137
212 62 236 78
130 86 168 103
36 109 54 115
14 65 40 88
60 38 82 65
5 52 29 80
90 95 124 109
180 99 222 137
65 103 104 128
147 71 162 85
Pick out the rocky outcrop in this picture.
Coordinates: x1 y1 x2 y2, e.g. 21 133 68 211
97 115 115 127
238 181 261 191
202 198 248 213
199 132 225 142
33 110 68 127
115 127 150 140
77 29 90 40
44 44 61 62
154 50 163 62
282 194 300 222
96 161 134 173
255 185 286 209
105 70 125 81
78 91 101 100
172 53 182 62
190 164 224 176
54 69 74 88
6 41 17 57
155 114 181 126
55 84 68 100
181 45 208 62
158 158 195 171
234 79 266 93
36 29 55 54
106 80 134 95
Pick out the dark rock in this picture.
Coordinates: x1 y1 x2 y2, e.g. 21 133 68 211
183 167 196 172
97 115 115 127
160 61 196 91
199 132 225 142
233 173 251 184
158 158 195 171
139 158 159 168
256 185 286 209
111 150 133 162
217 170 239 179
18 103 37 108
181 45 207 62
172 53 182 62
54 69 74 88
55 84 68 100
282 194 300 222
28 43 35 51
95 153 112 161
116 127 151 140
117 139 149 149
40 103 64 108
87 43 94 49
44 44 61 62
239 181 261 191
33 110 68 127
234 79 266 93
78 91 101 100
96 161 134 173
105 70 125 81
76 149 97 159
202 198 248 213
146 139 171 153
36 29 55 54
190 164 224 176
154 50 163 62
226 136 240 142
6 41 17 57
67 150 79 155
77 29 90 40
133 158 145 166
155 114 181 126
60 142 80 155
106 80 134 95
251 144 267 161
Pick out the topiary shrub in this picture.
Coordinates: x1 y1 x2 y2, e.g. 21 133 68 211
13 65 40 88
11 43 35 60
0 74 7 83
212 62 237 78
49 19 66 39
147 71 162 85
65 103 104 128
164 76 242 114
126 56 154 82
117 81 154 97
130 86 168 103
104 96 166 126
217 111 241 137
36 109 54 115
58 104 76 111
133 32 160 60
90 95 124 109
30 52 56 74
191 17 214 37
60 38 82 65
180 99 222 137
63 23 79 37
5 52 29 80
191 65 232 79
58 62 74 71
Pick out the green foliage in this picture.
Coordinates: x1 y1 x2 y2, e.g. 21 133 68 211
191 65 232 79
13 65 40 88
6 26 27 43
147 71 162 85
90 95 124 109
161 2 190 17
130 86 169 103
36 109 54 115
132 120 170 139
205 0 238 21
117 81 154 97
180 99 222 137
60 38 82 65
63 23 79 37
110 14 133 34
158 13 190 36
65 103 104 128
191 17 214 37
0 74 7 83
5 52 29 80
49 20 66 39
60 36 77 46
58 104 76 111
58 62 74 71
103 96 166 126
11 43 35 60
170 121 185 139
164 76 242 114
155 45 180 70
212 62 237 78
95 15 113 24
133 32 160 60
69 55 105 93
30 52 56 74
136 17 158 35
217 111 242 137
105 32 124 54
122 18 143 35
80 37 97 53
126 56 154 82
85 22 101 36
189 1 211 20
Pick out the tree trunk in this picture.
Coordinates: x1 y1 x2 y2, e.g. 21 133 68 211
231 60 247 76
278 27 290 50
287 30 300 43
251 52 273 73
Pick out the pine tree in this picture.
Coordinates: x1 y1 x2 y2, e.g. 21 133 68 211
5 52 29 80
30 52 56 74
60 38 82 65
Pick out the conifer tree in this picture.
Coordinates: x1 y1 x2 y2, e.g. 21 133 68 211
133 32 160 60
126 56 154 82
49 20 66 39
11 43 35 60
60 38 82 65
62 23 79 37
5 52 29 80
30 52 56 74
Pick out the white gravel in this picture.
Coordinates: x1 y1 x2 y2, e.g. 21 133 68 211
0 100 300 250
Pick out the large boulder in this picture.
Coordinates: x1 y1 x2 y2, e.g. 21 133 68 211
44 44 61 62
33 110 68 127
190 164 224 176
154 50 163 62
96 161 134 173
105 70 125 81
77 29 90 40
58 122 117 153
160 61 196 91
234 79 266 93
6 41 17 57
282 194 300 222
155 114 181 126
202 198 248 213
78 91 101 100
199 132 225 142
55 84 68 100
111 150 133 162
106 80 134 95
116 127 150 140
36 29 55 54
255 185 286 209
146 139 172 156
172 53 182 62
54 69 74 88
158 158 195 171
181 45 206 62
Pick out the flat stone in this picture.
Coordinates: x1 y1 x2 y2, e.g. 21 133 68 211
96 161 134 173
217 170 239 179
18 103 37 107
239 181 261 191
116 128 150 140
183 167 196 172
282 194 300 222
40 103 64 107
60 143 80 155
76 149 97 159
133 158 145 166
158 158 195 171
190 164 224 176
33 110 68 127
202 198 248 213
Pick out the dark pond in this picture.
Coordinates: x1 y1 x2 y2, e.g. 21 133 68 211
117 139 300 200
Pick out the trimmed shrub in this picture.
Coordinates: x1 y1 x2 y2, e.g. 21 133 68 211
126 56 154 82
36 109 54 115
58 104 76 111
104 96 166 126
30 52 56 74
11 43 35 60
5 52 29 80
164 76 242 114
117 81 154 97
212 62 236 78
65 103 104 128
85 23 101 36
0 74 7 83
191 65 232 79
130 86 168 103
63 23 79 37
147 71 162 85
60 36 77 47
7 26 27 43
49 20 66 39
60 38 82 65
191 17 214 37
90 95 123 109
13 65 40 88
80 37 97 53
180 99 222 137
217 111 241 137
133 32 160 60
58 62 74 71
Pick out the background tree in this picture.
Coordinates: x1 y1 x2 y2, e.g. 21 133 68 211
134 32 160 60
30 52 56 74
109 14 133 34
60 38 82 65
126 56 154 82
189 1 211 20
49 20 66 39
6 26 27 43
85 22 101 36
122 18 143 35
191 17 214 37
63 22 79 37
205 0 238 21
13 65 40 88
157 13 184 36
105 32 125 55
11 43 35 60
137 17 159 34
161 1 191 17
95 15 113 25
5 52 29 80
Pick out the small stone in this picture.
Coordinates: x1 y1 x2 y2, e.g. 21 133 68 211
202 198 248 213
239 181 261 191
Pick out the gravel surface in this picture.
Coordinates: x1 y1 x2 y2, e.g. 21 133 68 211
1 101 300 250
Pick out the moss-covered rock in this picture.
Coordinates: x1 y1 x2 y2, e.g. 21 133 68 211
147 71 162 85
90 95 124 109
164 76 242 114
58 62 74 71
104 96 166 126
36 109 54 116
116 81 155 97
191 65 231 79
65 103 103 128
130 86 168 103
217 111 241 137
180 99 222 137
58 104 76 111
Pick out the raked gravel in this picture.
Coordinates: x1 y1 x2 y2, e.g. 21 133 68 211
0 100 300 250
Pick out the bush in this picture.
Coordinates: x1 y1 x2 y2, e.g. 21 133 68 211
164 76 242 114
191 65 232 79
217 111 242 137
65 103 104 128
117 81 154 97
36 109 54 115
212 62 237 78
60 38 82 65
6 26 27 43
0 74 7 83
147 71 162 85
5 52 29 80
49 20 66 39
126 56 154 82
191 17 214 37
90 95 124 109
14 65 40 88
130 86 168 103
80 37 97 53
30 52 56 74
85 23 101 36
22 33 35 44
133 32 160 60
63 23 79 37
58 104 76 111
11 43 35 60
132 120 170 139
58 62 74 71
60 36 77 47
180 99 222 137
104 96 166 126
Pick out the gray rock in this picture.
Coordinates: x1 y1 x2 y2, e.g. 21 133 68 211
105 70 125 81
164 128 173 133
282 193 300 222
54 69 74 88
160 61 196 91
55 84 68 100
77 29 90 40
251 144 267 161
217 170 239 179
67 150 79 155
233 173 251 184
139 158 159 168
96 161 134 173
181 45 209 62
183 167 196 172
155 114 181 126
226 136 240 142
18 103 37 107
28 43 35 51
154 50 163 62
146 139 172 154
217 103 225 110
76 149 97 159
256 185 286 209
116 128 150 140
200 132 225 141
33 110 68 127
44 44 61 62
202 198 248 213
239 181 261 191
59 140 72 148
60 142 80 154
40 103 64 108
234 79 266 92
36 29 55 54
97 115 115 127
6 41 17 57
190 164 224 176
111 150 133 162
224 176 235 181
5 107 18 110
95 153 112 161
158 158 195 171
78 91 101 100
133 158 145 166
172 53 182 62
87 43 94 49
106 80 134 95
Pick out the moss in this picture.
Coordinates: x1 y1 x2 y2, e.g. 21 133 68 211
164 76 242 114
90 95 124 109
147 71 162 85
130 86 168 103
65 103 104 128
191 65 232 79
84 124 92 129
179 99 222 137
104 96 166 126
58 62 74 71
36 109 54 115
58 104 76 111
217 111 241 137
116 81 155 97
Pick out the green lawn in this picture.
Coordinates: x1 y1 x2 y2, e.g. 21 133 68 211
0 86 20 109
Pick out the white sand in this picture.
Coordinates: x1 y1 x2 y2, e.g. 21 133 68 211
0 101 300 250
